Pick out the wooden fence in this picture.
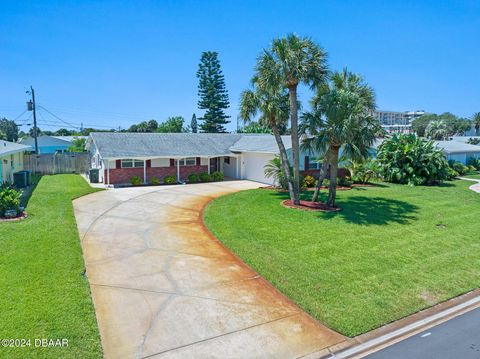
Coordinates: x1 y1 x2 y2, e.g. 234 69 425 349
24 153 90 175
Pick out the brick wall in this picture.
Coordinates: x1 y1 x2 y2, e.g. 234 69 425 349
105 165 209 184
301 167 350 179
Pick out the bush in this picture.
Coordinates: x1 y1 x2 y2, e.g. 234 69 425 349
467 165 477 174
302 175 316 188
377 134 451 186
338 177 353 187
163 175 177 184
449 161 469 176
0 187 21 217
130 176 142 186
347 158 382 184
188 173 199 183
199 172 211 182
264 156 291 189
150 177 160 185
467 158 480 170
211 171 224 182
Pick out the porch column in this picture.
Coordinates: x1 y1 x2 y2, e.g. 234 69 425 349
207 157 210 175
106 159 110 186
177 158 180 182
143 159 147 184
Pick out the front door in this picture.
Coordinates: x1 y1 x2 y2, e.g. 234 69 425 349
209 157 218 173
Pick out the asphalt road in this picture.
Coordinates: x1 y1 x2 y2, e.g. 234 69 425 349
366 307 480 359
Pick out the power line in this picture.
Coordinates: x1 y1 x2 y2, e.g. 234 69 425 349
37 105 81 129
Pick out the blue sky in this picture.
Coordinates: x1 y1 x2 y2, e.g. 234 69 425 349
1 0 479 133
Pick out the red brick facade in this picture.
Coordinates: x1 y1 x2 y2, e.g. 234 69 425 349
301 167 350 179
104 165 208 184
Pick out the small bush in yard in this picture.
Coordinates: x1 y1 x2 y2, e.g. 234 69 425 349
150 177 160 185
449 161 469 176
302 175 316 188
130 176 142 186
163 175 177 184
188 173 199 183
338 176 353 187
199 172 211 182
211 171 224 181
0 187 21 216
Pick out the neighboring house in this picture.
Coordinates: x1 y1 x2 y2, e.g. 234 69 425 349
0 140 31 184
19 136 74 154
434 141 480 164
87 132 320 185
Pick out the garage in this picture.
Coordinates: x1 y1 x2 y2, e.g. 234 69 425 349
241 152 276 184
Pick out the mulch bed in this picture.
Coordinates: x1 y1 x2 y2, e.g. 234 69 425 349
0 212 28 222
281 200 341 212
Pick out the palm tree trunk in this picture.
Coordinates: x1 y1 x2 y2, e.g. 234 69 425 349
311 149 331 203
272 125 294 199
288 85 301 205
327 146 340 207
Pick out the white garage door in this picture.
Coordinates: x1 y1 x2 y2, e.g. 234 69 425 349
242 152 275 185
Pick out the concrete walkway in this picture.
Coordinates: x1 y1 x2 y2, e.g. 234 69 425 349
459 177 480 193
73 181 345 359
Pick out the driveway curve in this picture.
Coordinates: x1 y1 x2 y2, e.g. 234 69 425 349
73 181 345 359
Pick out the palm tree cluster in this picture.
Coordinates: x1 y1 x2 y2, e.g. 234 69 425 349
239 34 380 208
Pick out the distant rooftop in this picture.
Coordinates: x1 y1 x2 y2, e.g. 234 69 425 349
0 140 31 157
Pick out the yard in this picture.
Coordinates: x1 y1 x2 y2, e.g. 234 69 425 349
0 175 102 359
204 180 480 337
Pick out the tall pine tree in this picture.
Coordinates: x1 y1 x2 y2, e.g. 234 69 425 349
191 113 198 133
196 52 230 132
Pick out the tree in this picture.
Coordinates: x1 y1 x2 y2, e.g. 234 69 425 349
128 119 158 133
425 119 449 140
239 61 295 200
264 156 291 189
28 127 42 137
412 114 437 137
191 114 198 133
197 51 230 132
68 137 87 152
302 69 378 205
472 112 480 136
0 118 19 142
256 34 328 205
301 68 381 203
0 129 6 140
156 116 186 133
376 134 450 186
237 121 272 134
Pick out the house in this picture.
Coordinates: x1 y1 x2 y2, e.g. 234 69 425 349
0 140 31 184
87 132 321 185
19 135 76 154
434 141 480 164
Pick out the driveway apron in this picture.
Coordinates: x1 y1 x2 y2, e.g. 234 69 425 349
73 181 345 359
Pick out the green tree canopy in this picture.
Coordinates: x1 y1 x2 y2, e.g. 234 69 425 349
128 119 158 133
237 121 272 134
0 118 19 142
197 51 230 133
68 137 87 152
191 113 198 133
156 116 186 133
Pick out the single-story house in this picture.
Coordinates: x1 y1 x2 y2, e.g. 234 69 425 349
434 141 480 164
87 132 323 185
0 140 31 184
19 135 79 154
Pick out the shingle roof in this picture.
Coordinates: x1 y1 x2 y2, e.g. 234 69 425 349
435 140 480 154
89 132 244 159
229 135 291 153
0 140 31 157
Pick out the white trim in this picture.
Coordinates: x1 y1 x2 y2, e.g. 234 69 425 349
176 159 180 182
106 160 110 186
143 160 147 184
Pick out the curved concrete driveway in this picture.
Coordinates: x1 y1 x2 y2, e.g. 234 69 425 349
73 181 344 359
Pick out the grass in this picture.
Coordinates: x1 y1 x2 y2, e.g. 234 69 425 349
465 173 480 179
204 180 480 337
0 175 103 358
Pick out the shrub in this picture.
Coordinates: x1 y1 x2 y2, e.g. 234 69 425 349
264 156 291 189
211 171 224 181
449 161 469 176
467 158 480 170
338 176 353 187
0 187 21 217
448 168 459 180
163 175 177 184
377 134 450 186
150 177 160 185
302 175 316 188
346 158 382 184
188 173 199 183
199 172 211 182
130 176 142 186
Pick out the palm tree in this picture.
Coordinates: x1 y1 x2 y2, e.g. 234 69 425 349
239 67 294 198
303 69 377 203
256 34 328 205
473 112 480 136
302 70 379 207
263 156 291 189
425 120 449 140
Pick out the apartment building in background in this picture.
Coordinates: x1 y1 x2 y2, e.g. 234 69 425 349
373 110 426 133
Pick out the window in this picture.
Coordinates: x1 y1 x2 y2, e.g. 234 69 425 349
308 159 322 170
178 157 196 166
224 157 230 164
121 159 144 168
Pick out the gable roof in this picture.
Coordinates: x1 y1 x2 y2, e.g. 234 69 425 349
0 140 31 157
435 140 480 154
229 135 291 154
20 136 73 147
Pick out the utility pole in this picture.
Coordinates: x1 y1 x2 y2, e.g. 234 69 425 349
26 86 39 154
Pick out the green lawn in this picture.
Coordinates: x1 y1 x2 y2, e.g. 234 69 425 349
0 175 103 358
204 180 480 337
465 174 480 179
